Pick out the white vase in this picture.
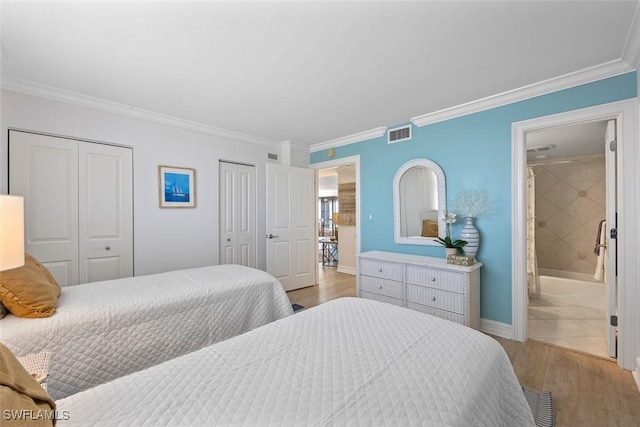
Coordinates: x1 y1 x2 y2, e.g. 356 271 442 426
460 217 480 259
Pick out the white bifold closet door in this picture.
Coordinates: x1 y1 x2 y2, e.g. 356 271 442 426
219 161 256 267
9 130 133 286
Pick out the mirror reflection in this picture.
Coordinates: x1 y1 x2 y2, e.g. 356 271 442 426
399 166 438 237
393 159 446 246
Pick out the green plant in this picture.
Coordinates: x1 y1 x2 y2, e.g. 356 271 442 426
436 236 468 249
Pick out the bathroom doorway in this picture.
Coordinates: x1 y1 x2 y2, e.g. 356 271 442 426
525 120 615 360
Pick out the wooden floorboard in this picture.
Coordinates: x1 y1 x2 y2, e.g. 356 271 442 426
287 267 640 427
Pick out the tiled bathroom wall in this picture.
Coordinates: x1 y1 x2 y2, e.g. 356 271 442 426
530 154 605 276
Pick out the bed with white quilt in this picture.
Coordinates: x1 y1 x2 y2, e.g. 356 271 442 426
57 297 535 426
0 264 293 400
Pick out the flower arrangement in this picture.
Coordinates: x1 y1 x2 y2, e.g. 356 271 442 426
443 211 457 238
438 210 467 253
454 189 495 218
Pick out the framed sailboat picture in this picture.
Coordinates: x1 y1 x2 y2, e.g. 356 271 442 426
159 165 196 208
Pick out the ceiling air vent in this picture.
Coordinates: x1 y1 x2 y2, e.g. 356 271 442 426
388 125 412 144
526 144 556 153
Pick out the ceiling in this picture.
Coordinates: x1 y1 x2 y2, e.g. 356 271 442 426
1 1 639 149
526 121 608 163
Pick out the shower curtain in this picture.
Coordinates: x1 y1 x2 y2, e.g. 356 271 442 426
526 167 540 295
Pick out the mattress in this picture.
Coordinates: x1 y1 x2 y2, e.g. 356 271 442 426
57 297 535 426
0 264 293 400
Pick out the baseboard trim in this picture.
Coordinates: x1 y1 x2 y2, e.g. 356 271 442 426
634 358 640 392
337 265 356 275
480 318 513 340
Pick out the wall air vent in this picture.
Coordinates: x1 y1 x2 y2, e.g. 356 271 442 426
388 125 412 144
267 153 278 160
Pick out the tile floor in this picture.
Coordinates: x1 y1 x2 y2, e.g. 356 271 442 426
528 295 614 360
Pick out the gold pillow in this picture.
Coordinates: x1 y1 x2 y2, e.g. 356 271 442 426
0 343 55 426
0 253 61 318
421 220 439 237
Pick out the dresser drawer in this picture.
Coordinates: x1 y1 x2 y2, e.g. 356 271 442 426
406 284 464 314
359 291 404 307
406 265 465 294
360 259 403 282
407 302 465 325
359 275 404 299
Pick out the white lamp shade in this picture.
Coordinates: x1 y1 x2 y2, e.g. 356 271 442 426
0 195 25 271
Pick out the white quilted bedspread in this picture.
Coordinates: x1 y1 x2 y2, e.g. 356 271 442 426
0 265 293 400
57 297 535 426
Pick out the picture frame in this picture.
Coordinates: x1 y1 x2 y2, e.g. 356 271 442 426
158 165 196 208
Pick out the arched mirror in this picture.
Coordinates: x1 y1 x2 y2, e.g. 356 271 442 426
393 159 446 245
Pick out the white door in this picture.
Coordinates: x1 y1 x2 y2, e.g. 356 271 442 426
9 131 79 285
9 130 133 286
79 142 133 283
219 161 256 267
604 119 618 358
266 164 315 291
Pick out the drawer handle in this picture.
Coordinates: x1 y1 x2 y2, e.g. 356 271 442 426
431 296 436 301
378 268 383 273
431 277 436 282
378 285 383 290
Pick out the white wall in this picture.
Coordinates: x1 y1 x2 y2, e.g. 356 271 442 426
1 89 281 275
318 174 338 197
636 68 640 388
337 226 356 275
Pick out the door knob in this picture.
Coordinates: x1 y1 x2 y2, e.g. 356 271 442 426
105 246 111 251
266 234 279 239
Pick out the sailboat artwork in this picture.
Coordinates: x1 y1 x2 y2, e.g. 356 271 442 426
171 183 187 197
165 173 190 202
159 165 196 208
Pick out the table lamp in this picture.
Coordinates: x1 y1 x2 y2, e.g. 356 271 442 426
0 195 25 271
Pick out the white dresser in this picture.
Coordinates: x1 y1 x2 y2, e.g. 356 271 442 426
357 250 482 329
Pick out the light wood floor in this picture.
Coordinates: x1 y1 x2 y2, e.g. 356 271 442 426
287 267 640 427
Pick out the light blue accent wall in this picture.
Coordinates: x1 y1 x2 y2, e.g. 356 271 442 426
310 72 637 324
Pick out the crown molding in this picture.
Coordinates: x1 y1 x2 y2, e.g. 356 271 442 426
0 75 282 148
621 1 640 69
411 59 634 128
280 139 309 151
310 126 387 153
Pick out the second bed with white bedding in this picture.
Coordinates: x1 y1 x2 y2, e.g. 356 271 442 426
57 297 535 426
0 264 293 399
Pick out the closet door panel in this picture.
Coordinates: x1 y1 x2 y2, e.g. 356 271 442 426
219 162 256 268
9 131 79 286
79 143 133 283
236 165 256 267
219 163 236 265
9 130 133 286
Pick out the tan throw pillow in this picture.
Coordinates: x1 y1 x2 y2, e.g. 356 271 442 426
421 220 439 237
0 343 56 426
0 253 61 318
